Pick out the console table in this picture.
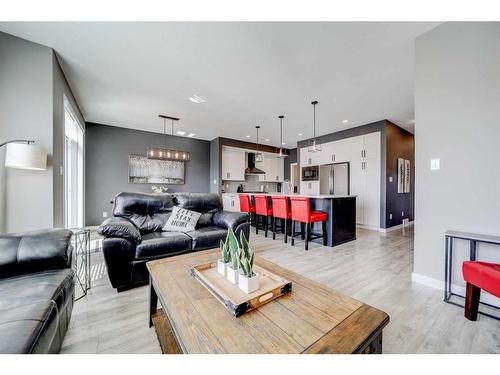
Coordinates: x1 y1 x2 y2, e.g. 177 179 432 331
444 230 500 319
71 228 91 301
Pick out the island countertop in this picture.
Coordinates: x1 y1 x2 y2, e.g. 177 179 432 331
224 192 357 199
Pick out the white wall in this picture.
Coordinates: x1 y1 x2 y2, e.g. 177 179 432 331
0 32 54 233
414 23 500 299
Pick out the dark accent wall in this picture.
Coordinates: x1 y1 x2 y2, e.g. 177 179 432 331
296 119 414 229
385 121 414 227
283 148 297 180
85 123 210 226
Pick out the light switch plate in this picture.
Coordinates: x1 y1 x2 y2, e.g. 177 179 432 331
389 176 393 182
430 159 440 170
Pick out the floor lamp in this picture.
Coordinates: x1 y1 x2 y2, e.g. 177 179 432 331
0 140 47 233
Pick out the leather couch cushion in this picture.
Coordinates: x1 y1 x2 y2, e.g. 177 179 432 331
0 300 58 354
113 192 174 233
0 229 72 278
135 232 192 259
0 269 75 312
174 193 222 213
98 217 142 244
186 226 228 251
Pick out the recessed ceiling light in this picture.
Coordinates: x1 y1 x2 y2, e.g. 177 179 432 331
245 135 250 138
187 133 196 138
189 95 206 104
265 139 270 142
298 133 303 136
342 119 349 123
176 130 186 136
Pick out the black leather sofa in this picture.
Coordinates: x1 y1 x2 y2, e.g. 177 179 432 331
0 229 75 354
98 192 250 291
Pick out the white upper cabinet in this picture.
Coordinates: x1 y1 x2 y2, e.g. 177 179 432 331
221 147 245 181
259 154 285 182
349 136 366 161
363 132 381 159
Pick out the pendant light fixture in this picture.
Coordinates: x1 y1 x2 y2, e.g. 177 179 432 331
147 115 191 161
254 125 263 163
276 115 288 158
308 100 322 153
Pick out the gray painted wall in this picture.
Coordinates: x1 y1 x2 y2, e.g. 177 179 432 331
0 32 54 233
85 123 211 226
414 23 500 289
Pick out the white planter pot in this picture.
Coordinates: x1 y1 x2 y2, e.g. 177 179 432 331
226 266 240 284
217 260 229 277
238 272 260 294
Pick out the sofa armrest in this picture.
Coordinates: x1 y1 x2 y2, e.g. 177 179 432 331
0 229 73 278
212 210 249 232
98 217 141 244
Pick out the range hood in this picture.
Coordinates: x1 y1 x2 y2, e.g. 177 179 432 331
245 152 265 175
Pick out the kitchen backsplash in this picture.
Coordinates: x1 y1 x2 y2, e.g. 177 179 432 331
222 174 279 193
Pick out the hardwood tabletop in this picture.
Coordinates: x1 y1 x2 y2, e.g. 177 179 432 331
147 248 389 354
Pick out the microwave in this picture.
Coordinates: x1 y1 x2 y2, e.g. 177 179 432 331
302 165 319 181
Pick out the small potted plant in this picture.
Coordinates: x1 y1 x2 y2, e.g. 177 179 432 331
225 227 240 284
217 238 231 276
238 231 259 294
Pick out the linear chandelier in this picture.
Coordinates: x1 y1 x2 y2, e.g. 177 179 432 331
147 115 191 161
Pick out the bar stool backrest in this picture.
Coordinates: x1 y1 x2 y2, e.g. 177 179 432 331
254 195 271 216
290 196 311 223
271 196 290 219
239 194 252 212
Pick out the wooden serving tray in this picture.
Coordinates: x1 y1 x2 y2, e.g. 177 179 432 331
190 262 292 317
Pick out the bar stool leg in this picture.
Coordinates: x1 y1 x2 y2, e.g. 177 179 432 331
300 223 305 240
305 223 310 251
322 221 327 246
264 216 268 238
283 219 288 243
272 217 276 240
255 215 259 235
291 220 295 246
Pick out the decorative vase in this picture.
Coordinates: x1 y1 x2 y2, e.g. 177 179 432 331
226 266 239 284
238 272 260 294
217 260 229 277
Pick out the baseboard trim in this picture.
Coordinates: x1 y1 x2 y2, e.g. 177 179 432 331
379 221 414 233
411 272 500 308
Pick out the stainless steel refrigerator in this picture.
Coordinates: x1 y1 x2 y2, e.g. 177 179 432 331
320 162 350 195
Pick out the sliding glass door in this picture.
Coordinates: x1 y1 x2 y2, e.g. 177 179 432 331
64 96 84 229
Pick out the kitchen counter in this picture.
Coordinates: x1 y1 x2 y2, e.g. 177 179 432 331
222 192 356 247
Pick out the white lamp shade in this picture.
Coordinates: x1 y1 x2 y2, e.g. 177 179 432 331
5 143 47 170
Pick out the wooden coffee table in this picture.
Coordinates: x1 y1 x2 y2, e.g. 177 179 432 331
147 248 389 354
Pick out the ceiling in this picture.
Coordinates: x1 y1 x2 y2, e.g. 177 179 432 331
0 22 439 147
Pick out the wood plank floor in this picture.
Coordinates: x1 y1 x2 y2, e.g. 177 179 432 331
61 226 500 354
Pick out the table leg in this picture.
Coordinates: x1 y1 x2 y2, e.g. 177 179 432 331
444 236 449 301
149 275 158 328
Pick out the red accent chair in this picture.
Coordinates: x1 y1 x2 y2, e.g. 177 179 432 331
239 194 256 225
254 195 273 237
290 197 327 250
271 196 291 243
462 261 500 321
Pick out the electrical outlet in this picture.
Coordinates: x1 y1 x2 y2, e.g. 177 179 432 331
430 158 440 170
102 211 108 218
389 213 393 220
213 179 217 185
389 176 393 183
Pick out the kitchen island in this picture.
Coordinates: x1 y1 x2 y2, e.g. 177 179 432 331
228 193 356 247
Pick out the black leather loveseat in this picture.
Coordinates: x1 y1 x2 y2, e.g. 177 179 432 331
98 192 250 291
0 229 75 354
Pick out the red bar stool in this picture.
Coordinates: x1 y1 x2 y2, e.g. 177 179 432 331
239 194 256 225
462 261 500 321
271 196 291 243
290 197 327 250
254 195 273 237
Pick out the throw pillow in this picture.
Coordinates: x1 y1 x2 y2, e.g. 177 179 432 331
162 206 201 233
